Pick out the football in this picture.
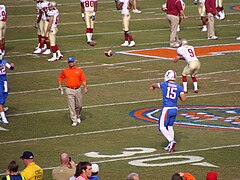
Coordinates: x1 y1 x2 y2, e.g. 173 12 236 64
162 3 167 11
89 40 97 46
104 50 113 57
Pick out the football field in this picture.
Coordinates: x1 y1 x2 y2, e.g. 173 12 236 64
0 0 240 179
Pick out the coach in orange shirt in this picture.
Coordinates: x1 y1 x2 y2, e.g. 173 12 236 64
58 57 88 127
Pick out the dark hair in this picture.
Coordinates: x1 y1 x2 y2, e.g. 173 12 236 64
8 161 19 172
74 161 91 177
171 173 183 180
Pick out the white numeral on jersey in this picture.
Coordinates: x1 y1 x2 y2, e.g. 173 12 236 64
166 86 177 99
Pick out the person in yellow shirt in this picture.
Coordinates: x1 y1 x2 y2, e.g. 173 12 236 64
20 151 43 180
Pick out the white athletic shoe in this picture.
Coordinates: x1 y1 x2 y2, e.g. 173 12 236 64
128 41 136 47
57 54 64 60
164 143 171 151
32 48 42 54
72 122 78 127
77 118 81 124
48 56 58 62
42 49 51 55
208 36 218 40
177 25 181 32
219 11 225 20
4 107 8 111
132 9 141 14
168 140 176 153
121 41 129 47
1 117 9 125
236 37 240 40
201 26 207 32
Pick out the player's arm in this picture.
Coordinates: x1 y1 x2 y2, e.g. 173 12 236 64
149 83 159 90
179 92 186 102
115 0 124 10
172 54 183 63
80 2 85 21
5 63 14 70
45 16 54 37
94 1 98 12
58 71 65 90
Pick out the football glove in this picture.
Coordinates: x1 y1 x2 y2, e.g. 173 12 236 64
34 22 39 29
82 13 85 21
91 12 96 21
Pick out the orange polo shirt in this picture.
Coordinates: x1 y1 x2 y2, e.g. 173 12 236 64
183 173 196 180
58 65 86 88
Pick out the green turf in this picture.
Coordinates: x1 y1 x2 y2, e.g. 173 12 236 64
0 0 240 179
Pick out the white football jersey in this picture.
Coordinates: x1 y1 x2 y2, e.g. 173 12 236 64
80 0 97 12
40 1 50 21
47 9 59 28
0 5 7 22
119 0 130 15
177 45 198 63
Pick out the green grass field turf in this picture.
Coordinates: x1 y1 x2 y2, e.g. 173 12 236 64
0 0 240 179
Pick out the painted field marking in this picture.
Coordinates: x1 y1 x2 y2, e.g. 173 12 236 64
117 43 240 59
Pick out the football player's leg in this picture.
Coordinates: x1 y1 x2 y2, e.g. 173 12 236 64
85 12 92 43
0 22 3 52
182 65 189 93
191 61 200 93
159 108 172 142
0 83 8 124
48 32 58 61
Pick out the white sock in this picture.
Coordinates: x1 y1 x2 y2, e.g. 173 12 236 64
193 82 198 91
160 127 172 142
86 33 91 42
183 82 187 92
1 111 6 120
168 126 174 140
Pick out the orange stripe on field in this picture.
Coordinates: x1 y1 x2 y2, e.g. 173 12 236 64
124 43 240 59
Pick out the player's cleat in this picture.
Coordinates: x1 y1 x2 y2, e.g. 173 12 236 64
168 140 176 153
177 25 181 32
132 9 141 14
236 37 240 40
121 41 129 47
201 26 207 32
72 122 78 127
42 49 51 55
88 40 97 46
32 48 42 54
219 11 225 20
4 107 8 111
208 36 218 40
1 118 9 125
215 15 220 20
48 56 58 62
164 143 171 151
58 54 64 60
77 118 81 124
194 90 198 93
194 0 197 5
128 41 136 47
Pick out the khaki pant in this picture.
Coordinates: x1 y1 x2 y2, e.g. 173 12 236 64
182 60 201 76
65 87 83 123
198 2 206 16
0 21 6 40
49 27 58 46
122 14 130 31
207 13 215 37
85 11 94 29
166 14 179 46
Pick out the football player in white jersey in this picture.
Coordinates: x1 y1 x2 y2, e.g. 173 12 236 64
0 4 7 55
34 0 43 50
45 1 63 61
172 39 201 93
80 0 98 45
194 0 208 32
115 0 135 47
33 0 51 54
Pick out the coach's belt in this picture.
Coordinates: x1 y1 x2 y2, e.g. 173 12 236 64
66 86 80 90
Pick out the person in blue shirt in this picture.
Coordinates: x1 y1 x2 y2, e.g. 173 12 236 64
88 163 100 180
149 70 186 153
0 51 14 125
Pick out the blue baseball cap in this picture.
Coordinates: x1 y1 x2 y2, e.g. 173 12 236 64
20 151 34 159
68 56 75 63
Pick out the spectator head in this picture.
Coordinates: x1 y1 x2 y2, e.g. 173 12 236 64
60 153 70 165
91 163 99 176
171 173 183 180
20 151 34 166
126 172 140 180
74 161 92 178
206 172 218 180
7 161 19 173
